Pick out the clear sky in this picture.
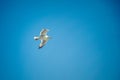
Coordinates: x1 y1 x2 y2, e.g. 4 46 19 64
0 0 120 80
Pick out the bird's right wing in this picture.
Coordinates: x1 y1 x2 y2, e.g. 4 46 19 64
40 29 49 36
39 40 48 48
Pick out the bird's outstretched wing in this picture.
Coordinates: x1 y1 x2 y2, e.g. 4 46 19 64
40 29 49 36
39 40 48 48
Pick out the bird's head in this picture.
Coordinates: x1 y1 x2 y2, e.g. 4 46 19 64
34 36 39 40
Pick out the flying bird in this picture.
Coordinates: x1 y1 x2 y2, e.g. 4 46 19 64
34 29 51 48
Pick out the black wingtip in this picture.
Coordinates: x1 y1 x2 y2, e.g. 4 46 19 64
38 47 41 49
38 46 43 49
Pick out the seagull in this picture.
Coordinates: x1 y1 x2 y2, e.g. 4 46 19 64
34 29 51 48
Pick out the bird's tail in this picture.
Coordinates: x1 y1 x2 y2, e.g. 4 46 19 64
34 36 39 40
48 36 52 39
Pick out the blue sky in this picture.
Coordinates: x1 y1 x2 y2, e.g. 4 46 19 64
0 0 120 80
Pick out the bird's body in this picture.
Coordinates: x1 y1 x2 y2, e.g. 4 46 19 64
34 29 51 48
40 35 48 40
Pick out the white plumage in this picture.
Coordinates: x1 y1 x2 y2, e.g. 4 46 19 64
34 29 51 48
